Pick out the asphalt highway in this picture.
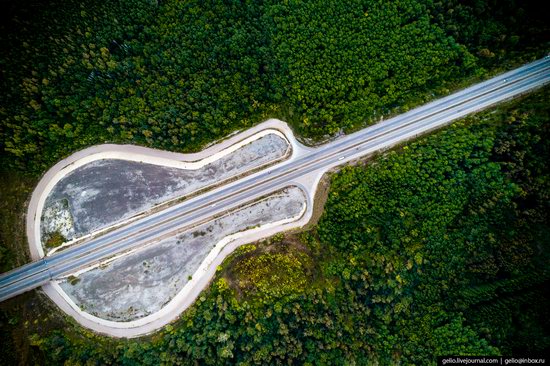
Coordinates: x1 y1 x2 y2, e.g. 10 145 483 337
0 56 549 302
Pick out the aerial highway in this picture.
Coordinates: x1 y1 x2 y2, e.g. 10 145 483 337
0 56 549 303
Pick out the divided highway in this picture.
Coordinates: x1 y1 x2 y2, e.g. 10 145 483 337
1 56 549 302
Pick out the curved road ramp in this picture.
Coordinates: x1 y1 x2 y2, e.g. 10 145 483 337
0 57 549 337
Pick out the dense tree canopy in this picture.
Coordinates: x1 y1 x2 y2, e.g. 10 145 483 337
16 88 548 366
1 0 547 172
266 0 475 136
0 0 548 364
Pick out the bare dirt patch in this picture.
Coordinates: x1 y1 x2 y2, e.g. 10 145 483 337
40 133 290 247
40 199 73 247
58 186 306 322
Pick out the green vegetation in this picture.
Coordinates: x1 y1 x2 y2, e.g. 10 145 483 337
316 90 550 359
265 0 475 136
1 0 549 364
16 87 548 365
1 0 548 173
226 240 315 301
67 276 81 286
431 0 549 70
0 173 36 272
44 231 66 249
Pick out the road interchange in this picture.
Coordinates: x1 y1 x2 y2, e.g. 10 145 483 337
1 56 549 305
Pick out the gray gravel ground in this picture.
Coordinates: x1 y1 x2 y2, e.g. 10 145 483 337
41 133 289 243
59 186 305 321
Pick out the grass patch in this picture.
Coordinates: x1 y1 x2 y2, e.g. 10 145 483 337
222 235 317 302
67 275 80 286
44 231 66 249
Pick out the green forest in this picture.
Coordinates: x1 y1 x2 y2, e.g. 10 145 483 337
0 0 549 364
1 0 548 172
8 85 548 366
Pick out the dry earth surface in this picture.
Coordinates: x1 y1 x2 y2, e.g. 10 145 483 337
58 186 306 321
40 133 289 248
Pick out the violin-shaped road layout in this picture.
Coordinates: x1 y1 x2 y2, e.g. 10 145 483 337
0 57 549 337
